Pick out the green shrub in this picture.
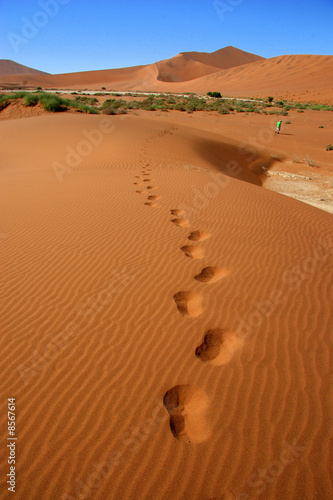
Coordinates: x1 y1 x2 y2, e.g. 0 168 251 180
102 107 117 115
38 94 67 112
12 91 28 99
102 106 127 115
23 94 39 106
207 91 222 98
267 96 274 103
71 102 100 114
74 96 99 106
326 144 333 151
305 155 317 167
0 99 10 111
101 98 128 111
102 99 127 115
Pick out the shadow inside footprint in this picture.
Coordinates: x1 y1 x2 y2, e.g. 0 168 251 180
195 329 244 365
136 190 145 194
148 195 161 200
147 186 158 190
145 202 159 208
181 245 204 259
171 209 185 216
163 385 211 443
194 267 228 283
188 231 211 242
171 219 189 228
173 291 203 317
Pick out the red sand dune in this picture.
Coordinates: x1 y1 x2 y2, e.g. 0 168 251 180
156 54 221 82
1 110 332 499
182 46 264 70
0 59 49 76
170 54 333 102
156 46 264 82
2 47 332 104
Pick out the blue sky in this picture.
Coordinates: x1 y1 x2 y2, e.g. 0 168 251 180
1 0 332 74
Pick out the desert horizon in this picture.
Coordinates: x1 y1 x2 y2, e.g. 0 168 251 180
1 46 333 104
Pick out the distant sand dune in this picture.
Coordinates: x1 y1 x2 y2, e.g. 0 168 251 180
1 50 332 103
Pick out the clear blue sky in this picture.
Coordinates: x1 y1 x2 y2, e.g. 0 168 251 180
1 0 332 74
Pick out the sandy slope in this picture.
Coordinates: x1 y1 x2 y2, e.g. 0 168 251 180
155 46 264 82
0 113 332 500
171 54 333 103
0 59 49 76
182 46 264 70
1 51 332 103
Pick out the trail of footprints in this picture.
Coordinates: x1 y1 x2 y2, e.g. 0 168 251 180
133 164 244 444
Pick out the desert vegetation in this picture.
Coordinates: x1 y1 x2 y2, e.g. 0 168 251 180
0 91 99 114
1 91 332 117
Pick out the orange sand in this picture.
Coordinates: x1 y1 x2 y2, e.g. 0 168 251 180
1 49 332 103
1 110 332 499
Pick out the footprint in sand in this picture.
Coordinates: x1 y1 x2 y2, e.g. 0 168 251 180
188 231 211 242
136 190 145 194
180 245 204 259
147 186 158 190
143 179 153 182
148 195 161 201
134 182 143 186
194 267 228 283
145 202 159 208
171 218 189 228
195 329 244 366
170 209 185 216
173 291 203 317
163 385 211 443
